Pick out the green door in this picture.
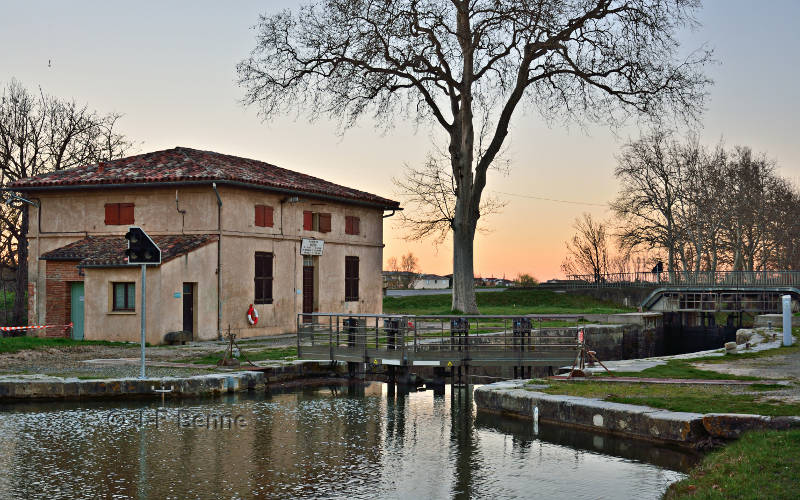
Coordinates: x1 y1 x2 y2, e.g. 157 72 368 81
70 282 85 340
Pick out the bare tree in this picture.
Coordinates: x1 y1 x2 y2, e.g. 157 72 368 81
561 213 610 283
238 0 711 312
386 256 400 272
393 150 505 245
611 130 687 278
0 79 133 325
400 252 419 274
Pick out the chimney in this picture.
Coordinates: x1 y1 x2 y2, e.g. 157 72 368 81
98 161 105 174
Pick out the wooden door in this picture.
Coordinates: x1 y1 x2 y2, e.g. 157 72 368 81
303 265 314 323
182 283 194 336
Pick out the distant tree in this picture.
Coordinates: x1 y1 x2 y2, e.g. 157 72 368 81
561 213 610 283
0 79 133 324
238 0 711 313
400 252 419 274
386 256 399 272
515 273 538 287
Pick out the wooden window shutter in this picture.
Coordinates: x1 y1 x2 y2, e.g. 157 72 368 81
353 217 360 235
104 203 119 225
264 206 274 227
345 216 352 235
119 203 135 224
319 213 332 233
255 205 265 227
303 211 313 230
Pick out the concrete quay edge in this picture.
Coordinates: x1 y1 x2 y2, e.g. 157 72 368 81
474 381 800 447
0 362 334 401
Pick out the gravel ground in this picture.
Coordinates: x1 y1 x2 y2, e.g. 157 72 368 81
0 334 299 379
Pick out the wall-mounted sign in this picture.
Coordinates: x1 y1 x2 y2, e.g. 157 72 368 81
301 238 324 256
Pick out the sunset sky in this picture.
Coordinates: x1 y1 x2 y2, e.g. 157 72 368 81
2 1 798 281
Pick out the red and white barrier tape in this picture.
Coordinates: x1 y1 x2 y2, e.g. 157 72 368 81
0 322 73 332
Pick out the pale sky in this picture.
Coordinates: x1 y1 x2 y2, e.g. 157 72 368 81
2 1 798 281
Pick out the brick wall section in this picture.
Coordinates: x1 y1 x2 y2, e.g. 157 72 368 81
44 261 83 338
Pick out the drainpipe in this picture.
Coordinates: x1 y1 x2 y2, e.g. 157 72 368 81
212 183 223 340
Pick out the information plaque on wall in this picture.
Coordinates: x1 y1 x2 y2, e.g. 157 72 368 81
300 238 324 256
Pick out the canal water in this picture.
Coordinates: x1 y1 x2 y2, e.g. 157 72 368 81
0 383 696 499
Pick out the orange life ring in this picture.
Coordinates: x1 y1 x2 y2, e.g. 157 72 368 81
247 304 259 325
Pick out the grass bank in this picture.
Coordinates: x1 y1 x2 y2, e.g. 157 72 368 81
530 379 800 416
190 347 298 365
664 430 800 499
383 288 632 315
0 336 136 354
613 359 761 381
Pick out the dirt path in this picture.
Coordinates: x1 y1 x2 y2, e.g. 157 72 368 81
693 346 800 402
0 334 299 379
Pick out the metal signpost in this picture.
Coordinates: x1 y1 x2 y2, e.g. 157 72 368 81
125 227 161 379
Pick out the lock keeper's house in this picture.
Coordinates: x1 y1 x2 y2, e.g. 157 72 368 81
11 147 400 344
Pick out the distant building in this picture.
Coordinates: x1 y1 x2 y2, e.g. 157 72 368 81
382 271 418 289
413 274 449 290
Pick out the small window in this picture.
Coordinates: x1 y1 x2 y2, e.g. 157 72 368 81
112 282 136 311
255 252 274 304
105 203 135 225
255 205 274 227
345 256 359 302
345 216 360 235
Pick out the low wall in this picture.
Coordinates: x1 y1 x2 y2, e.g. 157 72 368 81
0 362 339 401
474 382 800 447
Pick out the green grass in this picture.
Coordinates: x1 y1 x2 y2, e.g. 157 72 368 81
191 346 298 365
0 336 137 354
664 430 800 499
613 359 760 381
534 381 800 416
383 289 632 315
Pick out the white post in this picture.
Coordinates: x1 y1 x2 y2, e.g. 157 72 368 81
140 264 147 378
783 295 793 347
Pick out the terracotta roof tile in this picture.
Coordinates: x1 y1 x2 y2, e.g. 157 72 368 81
41 234 218 267
11 147 400 209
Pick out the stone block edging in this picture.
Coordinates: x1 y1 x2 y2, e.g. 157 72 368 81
474 382 800 447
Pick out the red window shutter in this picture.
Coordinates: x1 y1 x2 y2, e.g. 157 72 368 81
104 203 119 225
264 206 274 227
353 217 360 235
119 203 135 224
319 213 331 233
345 216 352 235
255 205 265 227
303 211 313 231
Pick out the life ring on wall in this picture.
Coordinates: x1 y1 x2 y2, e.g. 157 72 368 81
247 304 259 326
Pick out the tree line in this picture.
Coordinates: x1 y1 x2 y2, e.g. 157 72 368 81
563 130 800 281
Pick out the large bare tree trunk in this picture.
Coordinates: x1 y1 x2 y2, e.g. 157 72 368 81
452 217 478 313
13 207 28 326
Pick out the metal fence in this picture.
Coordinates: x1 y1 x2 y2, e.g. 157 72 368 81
563 270 800 289
297 313 583 367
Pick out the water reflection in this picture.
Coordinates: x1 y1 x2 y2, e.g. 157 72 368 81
0 384 692 499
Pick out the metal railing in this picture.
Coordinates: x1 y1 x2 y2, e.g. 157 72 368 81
297 313 583 367
562 270 800 289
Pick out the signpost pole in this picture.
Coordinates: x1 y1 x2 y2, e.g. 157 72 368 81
140 263 147 379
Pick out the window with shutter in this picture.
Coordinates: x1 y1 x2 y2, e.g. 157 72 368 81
345 216 360 235
105 203 134 225
319 213 331 233
255 205 275 228
254 252 274 304
303 211 313 231
345 256 359 302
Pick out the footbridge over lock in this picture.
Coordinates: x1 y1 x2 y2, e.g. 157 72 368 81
297 313 584 380
563 271 800 315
